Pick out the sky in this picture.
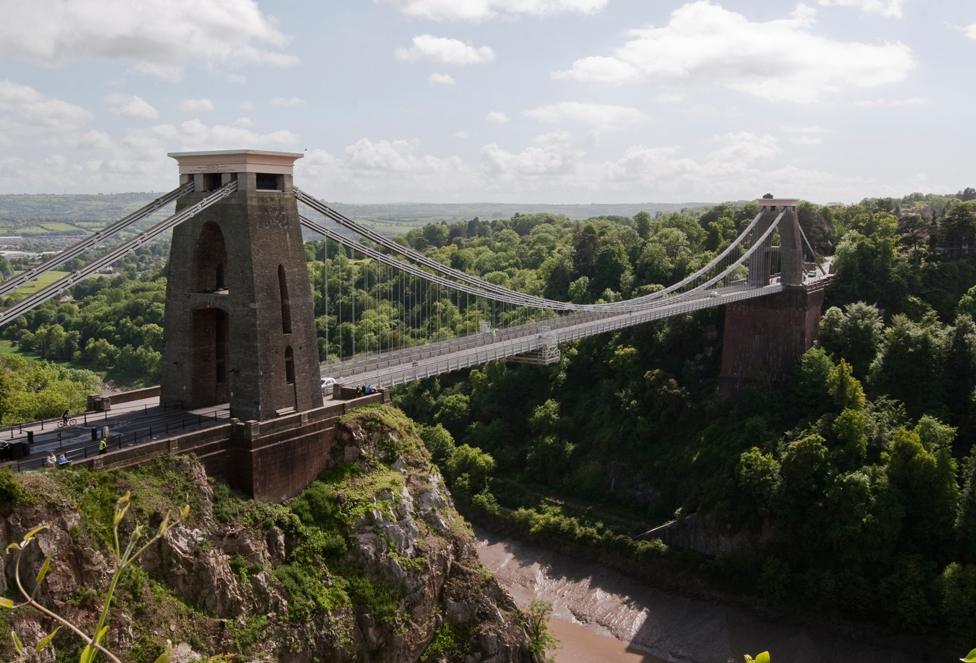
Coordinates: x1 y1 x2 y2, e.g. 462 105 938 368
0 0 974 204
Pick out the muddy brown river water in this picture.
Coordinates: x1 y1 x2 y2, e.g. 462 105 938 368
474 528 942 663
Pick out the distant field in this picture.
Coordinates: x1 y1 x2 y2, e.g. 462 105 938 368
39 222 84 233
4 270 69 298
0 192 715 238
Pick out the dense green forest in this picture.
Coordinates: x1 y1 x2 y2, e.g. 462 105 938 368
2 190 976 644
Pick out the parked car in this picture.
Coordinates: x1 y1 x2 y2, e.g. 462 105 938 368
320 376 337 397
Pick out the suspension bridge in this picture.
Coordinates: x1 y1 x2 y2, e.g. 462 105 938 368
0 150 831 500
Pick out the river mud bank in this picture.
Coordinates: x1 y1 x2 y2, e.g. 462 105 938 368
474 527 945 663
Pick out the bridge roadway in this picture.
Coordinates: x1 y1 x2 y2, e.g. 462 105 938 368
325 279 804 389
0 399 232 472
1 392 349 473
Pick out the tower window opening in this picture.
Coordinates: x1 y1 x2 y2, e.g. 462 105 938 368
215 263 225 290
278 265 292 334
215 311 228 384
203 173 222 191
256 173 282 191
284 346 295 384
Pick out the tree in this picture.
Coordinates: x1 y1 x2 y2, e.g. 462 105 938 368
831 408 868 468
418 423 456 466
776 434 832 534
634 211 652 239
870 315 946 417
828 360 866 411
445 444 496 495
523 600 558 662
958 446 976 562
958 285 976 319
886 427 959 558
794 347 835 415
735 447 781 526
818 302 884 377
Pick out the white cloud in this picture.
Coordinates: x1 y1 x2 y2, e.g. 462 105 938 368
0 81 91 141
854 96 925 107
296 139 476 199
0 0 299 80
784 126 828 146
105 93 158 120
962 24 976 40
180 98 214 113
481 132 580 179
554 2 915 103
0 116 299 193
817 0 903 18
486 111 509 123
387 0 607 21
153 119 299 150
396 35 494 65
344 138 462 175
523 101 647 129
454 131 469 139
271 96 305 108
428 72 456 85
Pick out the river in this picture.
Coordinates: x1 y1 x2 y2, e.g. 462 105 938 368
474 528 941 663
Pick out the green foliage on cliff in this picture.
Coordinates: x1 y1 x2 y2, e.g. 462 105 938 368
391 190 976 644
0 354 100 424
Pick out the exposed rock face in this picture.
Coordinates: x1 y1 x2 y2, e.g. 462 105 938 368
0 406 535 662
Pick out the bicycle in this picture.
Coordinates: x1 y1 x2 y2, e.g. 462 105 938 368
57 418 78 428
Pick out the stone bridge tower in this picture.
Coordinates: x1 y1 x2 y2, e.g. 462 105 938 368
719 199 826 393
161 150 322 421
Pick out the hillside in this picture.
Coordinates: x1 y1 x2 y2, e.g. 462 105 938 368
0 406 536 662
0 192 711 237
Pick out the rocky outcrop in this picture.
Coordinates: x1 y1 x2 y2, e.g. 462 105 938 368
0 406 535 662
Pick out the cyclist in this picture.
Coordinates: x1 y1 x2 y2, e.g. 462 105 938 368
61 410 70 427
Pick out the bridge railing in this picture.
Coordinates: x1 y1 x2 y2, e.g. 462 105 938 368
2 407 231 473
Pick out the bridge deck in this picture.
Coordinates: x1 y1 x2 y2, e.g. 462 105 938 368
0 394 345 473
333 281 793 389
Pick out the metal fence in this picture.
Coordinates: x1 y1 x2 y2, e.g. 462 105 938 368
2 408 230 473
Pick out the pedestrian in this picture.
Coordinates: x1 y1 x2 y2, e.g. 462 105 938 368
98 435 108 455
46 451 57 468
56 453 69 466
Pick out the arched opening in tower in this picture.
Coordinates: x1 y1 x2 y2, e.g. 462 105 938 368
194 222 228 292
278 265 292 334
191 307 230 406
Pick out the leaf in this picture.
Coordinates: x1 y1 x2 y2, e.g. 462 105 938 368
93 624 109 646
5 542 20 554
35 556 52 585
79 644 95 663
0 597 14 609
152 640 173 663
35 626 60 652
20 524 47 545
10 629 25 656
179 504 191 521
157 510 170 537
756 653 771 663
961 648 976 663
113 493 131 527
